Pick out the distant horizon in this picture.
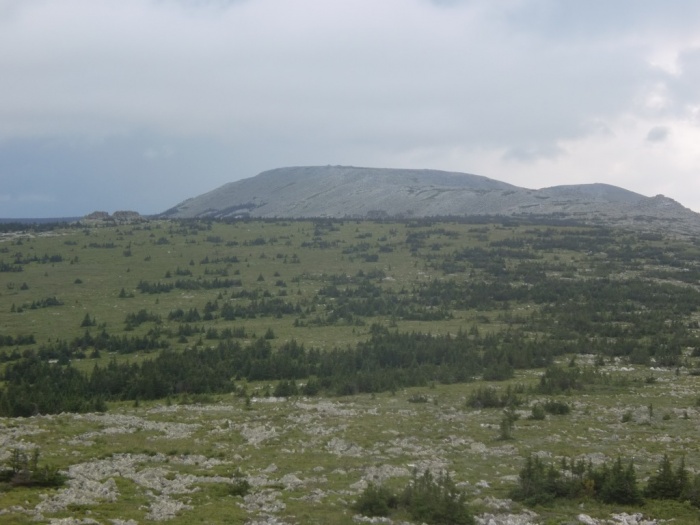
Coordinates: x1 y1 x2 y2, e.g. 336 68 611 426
0 169 696 221
0 216 84 223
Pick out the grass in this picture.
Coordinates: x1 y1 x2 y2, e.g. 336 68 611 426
2 218 700 522
2 373 700 522
1 220 516 351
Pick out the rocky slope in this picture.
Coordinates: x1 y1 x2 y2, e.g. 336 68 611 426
162 166 700 235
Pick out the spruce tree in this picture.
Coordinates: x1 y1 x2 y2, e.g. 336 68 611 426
645 455 680 500
600 457 643 505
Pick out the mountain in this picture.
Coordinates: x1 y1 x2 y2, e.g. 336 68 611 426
162 166 700 235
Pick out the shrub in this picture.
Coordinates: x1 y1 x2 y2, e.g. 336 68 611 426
467 386 501 408
353 483 398 517
538 365 606 394
543 399 571 415
229 470 250 497
352 470 474 524
301 377 321 396
0 449 65 489
510 455 562 505
482 362 514 381
645 455 688 501
400 470 474 525
273 380 298 398
498 408 520 440
597 457 643 505
529 404 546 420
682 472 700 508
511 455 642 506
466 385 522 409
645 455 677 499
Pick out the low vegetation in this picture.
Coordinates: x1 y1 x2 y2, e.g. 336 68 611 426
0 449 65 490
354 469 474 524
1 217 700 523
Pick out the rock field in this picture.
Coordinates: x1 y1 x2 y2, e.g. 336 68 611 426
1 373 696 523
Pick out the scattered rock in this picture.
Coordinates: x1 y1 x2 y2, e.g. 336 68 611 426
578 515 599 525
326 437 365 457
240 489 286 514
475 510 539 525
241 424 278 446
577 513 659 525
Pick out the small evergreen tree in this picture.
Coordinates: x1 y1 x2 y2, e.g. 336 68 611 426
681 473 700 507
353 483 397 517
400 470 474 525
599 457 642 505
498 407 519 440
510 455 561 505
528 404 546 420
676 456 690 499
645 455 679 500
273 380 298 397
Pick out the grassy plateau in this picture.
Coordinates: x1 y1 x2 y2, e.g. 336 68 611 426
1 217 700 524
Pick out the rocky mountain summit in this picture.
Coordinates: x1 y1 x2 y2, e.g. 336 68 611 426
84 210 143 223
162 166 700 235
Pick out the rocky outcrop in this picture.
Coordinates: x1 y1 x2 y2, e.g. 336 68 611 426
112 210 142 222
83 211 143 223
83 211 111 221
161 166 700 236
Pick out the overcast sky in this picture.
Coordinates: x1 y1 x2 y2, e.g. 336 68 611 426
1 0 700 217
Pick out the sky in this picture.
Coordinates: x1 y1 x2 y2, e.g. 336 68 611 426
1 0 700 218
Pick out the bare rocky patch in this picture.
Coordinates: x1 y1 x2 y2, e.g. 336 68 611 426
2 372 699 524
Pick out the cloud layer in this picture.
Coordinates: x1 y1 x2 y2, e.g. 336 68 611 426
1 0 699 216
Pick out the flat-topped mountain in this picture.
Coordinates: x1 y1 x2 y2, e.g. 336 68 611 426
162 166 700 235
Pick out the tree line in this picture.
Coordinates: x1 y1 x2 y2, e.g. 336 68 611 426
0 325 575 417
512 454 700 508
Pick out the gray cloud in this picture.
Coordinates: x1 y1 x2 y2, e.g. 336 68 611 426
506 0 700 41
668 47 700 110
0 0 651 144
0 0 699 216
502 143 566 163
646 126 670 143
0 134 243 216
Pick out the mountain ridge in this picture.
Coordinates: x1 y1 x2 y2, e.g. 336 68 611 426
162 166 700 235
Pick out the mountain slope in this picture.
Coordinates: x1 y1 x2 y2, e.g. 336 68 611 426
162 166 700 235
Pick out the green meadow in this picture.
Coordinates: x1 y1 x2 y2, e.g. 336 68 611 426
1 217 700 524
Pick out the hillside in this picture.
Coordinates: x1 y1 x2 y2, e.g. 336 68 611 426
3 219 700 524
162 165 700 235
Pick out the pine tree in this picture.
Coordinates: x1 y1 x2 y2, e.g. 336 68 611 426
600 457 643 505
676 456 690 498
645 455 680 500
